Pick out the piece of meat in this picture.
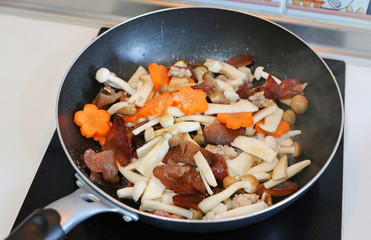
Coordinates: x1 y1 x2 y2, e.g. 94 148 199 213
248 91 274 108
203 120 245 146
232 193 260 208
192 78 222 96
83 149 119 183
153 162 206 197
154 209 185 219
172 194 203 211
103 115 132 167
205 144 239 160
92 84 127 109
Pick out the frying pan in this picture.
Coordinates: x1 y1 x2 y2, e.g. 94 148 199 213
7 7 343 239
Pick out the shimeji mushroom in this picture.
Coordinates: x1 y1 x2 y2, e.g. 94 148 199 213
117 187 134 199
144 127 156 142
226 152 254 178
254 66 281 84
214 201 267 220
166 106 186 117
127 66 148 89
290 95 309 115
154 122 201 137
141 200 193 219
245 126 256 136
175 115 216 125
278 142 302 157
205 99 258 115
198 180 258 213
247 158 279 174
216 80 240 102
204 59 247 81
136 136 162 158
106 101 129 115
264 136 278 151
276 130 301 143
132 117 161 136
263 160 311 189
129 74 154 107
194 66 208 83
248 172 272 182
159 113 174 128
95 68 136 95
231 136 277 163
271 155 288 180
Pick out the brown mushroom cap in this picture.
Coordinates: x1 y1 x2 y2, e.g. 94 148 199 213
290 95 309 115
292 142 302 157
282 109 296 126
244 174 259 193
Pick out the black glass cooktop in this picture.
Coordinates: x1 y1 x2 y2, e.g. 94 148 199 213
11 29 345 240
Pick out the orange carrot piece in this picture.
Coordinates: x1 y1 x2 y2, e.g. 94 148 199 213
188 78 195 84
74 104 111 138
148 63 170 92
93 122 112 146
172 86 208 115
217 112 253 130
123 92 174 123
255 120 290 138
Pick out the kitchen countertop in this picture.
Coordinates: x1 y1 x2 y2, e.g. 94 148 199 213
0 13 370 240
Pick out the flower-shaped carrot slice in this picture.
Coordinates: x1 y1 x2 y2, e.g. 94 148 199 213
217 112 253 130
172 86 208 115
74 104 111 138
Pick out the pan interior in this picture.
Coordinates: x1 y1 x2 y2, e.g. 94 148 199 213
57 7 343 218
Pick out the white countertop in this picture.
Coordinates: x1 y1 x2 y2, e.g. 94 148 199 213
0 13 370 240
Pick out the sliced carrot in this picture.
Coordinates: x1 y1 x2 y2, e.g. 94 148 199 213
148 63 170 92
93 122 113 146
74 104 111 138
172 86 208 115
255 120 290 138
217 112 253 130
123 92 174 123
188 78 195 84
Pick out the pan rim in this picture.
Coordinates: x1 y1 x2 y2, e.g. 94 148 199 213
55 6 344 225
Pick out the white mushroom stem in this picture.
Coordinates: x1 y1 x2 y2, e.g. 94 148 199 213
162 191 176 204
204 59 246 81
154 122 201 137
175 115 216 125
272 155 288 180
106 101 129 115
144 127 155 142
129 74 154 107
136 136 162 158
216 80 240 102
276 130 302 142
117 187 134 199
166 106 186 117
247 158 279 174
254 66 281 84
128 66 148 88
248 172 272 182
95 68 136 95
118 167 150 184
133 181 147 202
141 176 165 201
226 152 254 177
231 136 277 162
252 104 279 124
198 180 252 213
205 99 258 115
194 151 217 187
132 117 161 136
263 160 311 189
211 203 228 215
141 200 193 219
159 113 174 128
214 202 267 220
264 136 278 150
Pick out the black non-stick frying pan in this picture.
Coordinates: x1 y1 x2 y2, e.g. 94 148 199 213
7 7 343 239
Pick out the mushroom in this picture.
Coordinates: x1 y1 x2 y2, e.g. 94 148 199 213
290 95 309 115
141 200 193 219
154 122 201 137
263 160 311 189
198 180 257 213
264 136 278 150
271 155 288 180
194 151 217 187
117 167 150 184
175 115 216 125
248 172 272 182
129 74 154 107
231 136 277 163
199 168 214 195
173 60 188 67
95 68 136 95
254 66 281 84
136 136 162 158
247 157 279 174
216 80 240 102
278 142 302 157
159 113 174 128
141 176 165 201
133 180 147 202
166 106 185 117
117 187 134 199
162 191 176 204
214 201 267 220
193 129 206 146
282 109 296 126
245 126 256 136
252 104 279 124
211 203 228 215
204 59 247 81
205 99 258 115
132 117 161 136
127 66 148 89
226 152 254 177
194 66 208 83
144 127 155 142
107 101 129 115
259 108 284 134
222 176 238 189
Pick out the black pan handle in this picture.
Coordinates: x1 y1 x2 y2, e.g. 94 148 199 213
6 174 139 239
6 209 65 240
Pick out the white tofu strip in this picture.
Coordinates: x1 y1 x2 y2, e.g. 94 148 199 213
247 158 279 174
198 181 251 213
132 117 161 135
214 202 267 220
194 151 217 187
117 187 134 199
141 200 193 219
136 136 162 158
263 160 311 189
231 136 277 162
175 115 216 125
118 166 150 184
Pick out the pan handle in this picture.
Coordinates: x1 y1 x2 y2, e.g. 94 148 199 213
6 174 138 240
